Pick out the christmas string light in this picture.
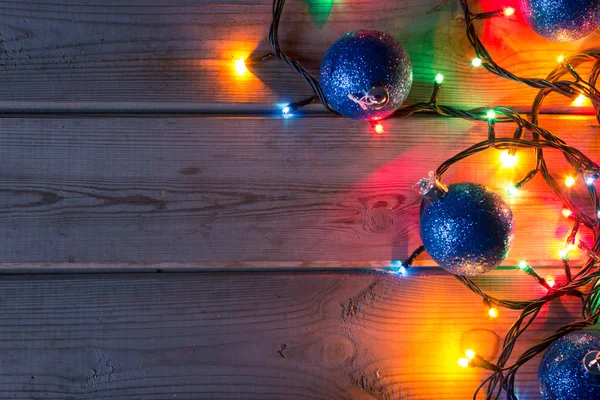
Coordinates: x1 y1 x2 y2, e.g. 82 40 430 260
500 150 518 168
517 261 554 291
389 75 598 398
259 0 336 115
245 1 600 397
244 0 415 131
459 0 600 124
397 78 600 399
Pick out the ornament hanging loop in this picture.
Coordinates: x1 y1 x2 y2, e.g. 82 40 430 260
583 350 600 376
366 86 389 109
348 86 390 110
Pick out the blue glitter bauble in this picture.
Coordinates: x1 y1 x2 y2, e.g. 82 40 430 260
320 30 412 120
520 0 600 42
539 332 600 400
419 183 515 276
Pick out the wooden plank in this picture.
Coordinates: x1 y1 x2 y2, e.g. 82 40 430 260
0 270 596 399
0 0 598 111
0 114 598 267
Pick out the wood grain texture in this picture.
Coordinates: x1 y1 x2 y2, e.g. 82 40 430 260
0 270 596 400
0 0 598 111
0 114 598 267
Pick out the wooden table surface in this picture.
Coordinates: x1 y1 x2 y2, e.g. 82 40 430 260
1 1 599 399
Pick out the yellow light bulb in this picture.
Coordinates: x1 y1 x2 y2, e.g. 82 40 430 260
546 276 556 288
488 307 499 318
562 208 573 218
374 123 384 135
500 150 518 168
573 94 588 107
559 242 576 259
559 248 569 259
458 358 470 368
465 349 476 359
557 55 564 63
503 7 515 17
234 58 249 76
565 176 576 187
472 58 483 68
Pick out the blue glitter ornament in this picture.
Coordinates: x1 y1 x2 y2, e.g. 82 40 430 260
539 331 600 400
419 182 515 276
519 0 600 42
320 30 412 121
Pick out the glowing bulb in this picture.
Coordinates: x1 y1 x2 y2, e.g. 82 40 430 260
472 58 483 68
435 73 444 84
506 185 519 197
486 110 497 120
392 260 407 276
565 176 576 187
559 248 568 259
586 176 596 186
518 260 528 270
503 7 515 17
282 105 291 115
546 276 556 288
465 349 476 359
374 123 384 135
562 208 573 218
557 55 564 64
559 243 576 259
458 358 470 368
234 58 248 76
573 94 588 107
500 150 518 168
558 249 569 260
488 307 499 318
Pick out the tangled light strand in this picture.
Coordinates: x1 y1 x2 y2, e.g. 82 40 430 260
460 0 600 124
400 79 600 400
248 1 600 398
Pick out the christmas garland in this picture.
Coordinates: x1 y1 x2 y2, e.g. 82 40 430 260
240 1 600 398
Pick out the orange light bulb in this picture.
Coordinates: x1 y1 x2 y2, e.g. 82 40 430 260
234 58 248 76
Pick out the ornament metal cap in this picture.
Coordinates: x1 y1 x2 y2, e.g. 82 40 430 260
415 171 448 205
583 350 600 376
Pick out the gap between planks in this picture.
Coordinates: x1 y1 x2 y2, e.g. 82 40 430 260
0 101 597 116
0 263 571 274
